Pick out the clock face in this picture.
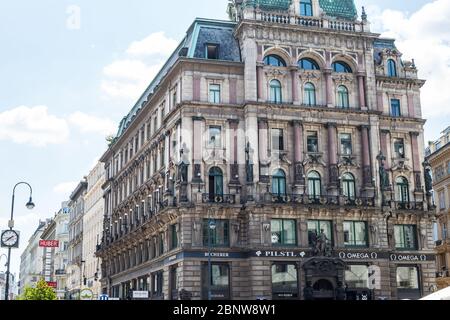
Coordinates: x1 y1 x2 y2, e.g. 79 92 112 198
1 230 19 247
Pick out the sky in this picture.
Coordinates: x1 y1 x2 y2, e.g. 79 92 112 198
0 0 449 279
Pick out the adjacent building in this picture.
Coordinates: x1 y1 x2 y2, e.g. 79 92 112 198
97 0 436 300
82 162 105 298
18 220 50 294
426 126 450 289
0 272 17 300
40 202 70 299
66 180 88 299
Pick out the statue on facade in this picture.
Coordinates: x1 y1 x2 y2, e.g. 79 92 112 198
377 152 390 190
311 229 331 257
424 166 433 195
245 142 254 183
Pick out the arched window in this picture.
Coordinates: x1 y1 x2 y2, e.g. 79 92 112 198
396 177 410 203
308 171 322 199
337 85 350 108
272 169 286 196
387 59 397 77
342 173 356 200
209 167 223 200
332 61 352 73
300 0 313 16
299 58 320 70
264 55 287 67
303 82 316 106
270 79 282 104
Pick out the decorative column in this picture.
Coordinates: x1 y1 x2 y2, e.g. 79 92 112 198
326 123 339 194
357 73 367 110
407 93 415 118
229 78 237 104
292 121 305 186
410 132 423 192
257 63 264 101
360 125 373 188
258 119 269 183
229 119 240 185
193 75 201 101
324 69 333 107
192 117 203 183
376 92 384 113
290 67 298 104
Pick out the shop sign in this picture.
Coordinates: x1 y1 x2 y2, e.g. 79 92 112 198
254 250 306 258
39 240 59 248
132 291 149 299
337 251 380 260
389 254 432 262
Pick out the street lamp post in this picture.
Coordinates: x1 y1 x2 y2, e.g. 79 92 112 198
4 182 35 301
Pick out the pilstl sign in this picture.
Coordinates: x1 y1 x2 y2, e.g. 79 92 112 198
47 282 57 288
39 240 59 248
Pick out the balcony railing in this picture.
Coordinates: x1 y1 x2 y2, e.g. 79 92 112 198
266 194 375 207
394 201 425 211
202 194 236 204
436 270 450 278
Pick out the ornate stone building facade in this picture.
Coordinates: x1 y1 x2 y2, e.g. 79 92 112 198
97 0 436 300
426 127 450 289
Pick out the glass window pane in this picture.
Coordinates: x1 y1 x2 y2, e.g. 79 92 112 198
271 220 282 245
211 264 229 286
283 220 296 245
307 132 318 153
272 264 298 291
397 267 419 289
345 265 369 288
354 222 367 246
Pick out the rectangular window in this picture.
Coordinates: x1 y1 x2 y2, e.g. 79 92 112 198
159 233 164 255
345 265 369 289
203 220 229 247
394 225 417 250
205 44 219 60
300 0 313 16
343 221 368 247
272 129 284 151
271 219 297 246
442 223 448 240
209 84 221 103
152 271 163 296
397 267 419 289
391 99 401 117
340 133 352 155
307 220 333 247
170 224 178 250
208 126 221 148
202 263 230 300
307 131 319 153
394 138 405 159
272 263 298 299
172 90 177 108
439 190 446 210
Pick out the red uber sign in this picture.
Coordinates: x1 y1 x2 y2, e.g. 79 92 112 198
39 240 60 248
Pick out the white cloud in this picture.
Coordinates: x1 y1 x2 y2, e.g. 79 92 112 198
0 105 70 147
126 32 178 56
53 181 78 195
101 32 177 101
368 0 450 120
68 111 116 136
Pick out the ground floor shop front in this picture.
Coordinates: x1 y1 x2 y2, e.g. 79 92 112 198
103 249 436 300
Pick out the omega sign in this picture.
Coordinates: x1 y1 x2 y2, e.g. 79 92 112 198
338 252 379 260
390 254 428 262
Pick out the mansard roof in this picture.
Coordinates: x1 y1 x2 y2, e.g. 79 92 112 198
243 0 358 20
114 19 241 140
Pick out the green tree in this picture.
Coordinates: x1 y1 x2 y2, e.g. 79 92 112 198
17 279 57 300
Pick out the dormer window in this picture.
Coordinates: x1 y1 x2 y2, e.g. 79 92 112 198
387 59 397 77
300 0 313 16
205 44 219 60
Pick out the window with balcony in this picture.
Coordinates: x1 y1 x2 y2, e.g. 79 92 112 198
337 85 350 109
387 59 397 77
208 167 223 201
394 138 405 158
203 219 229 247
395 225 417 250
205 44 219 60
271 128 284 151
272 169 287 197
271 219 297 246
264 55 286 67
303 82 316 106
340 133 352 155
270 79 282 104
308 220 332 247
344 221 368 247
208 126 221 148
300 0 313 16
396 177 410 203
391 99 401 117
342 173 356 200
209 84 221 103
307 131 319 153
299 58 320 70
307 171 322 199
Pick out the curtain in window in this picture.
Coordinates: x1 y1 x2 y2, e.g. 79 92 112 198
337 85 349 108
304 82 316 106
270 80 282 103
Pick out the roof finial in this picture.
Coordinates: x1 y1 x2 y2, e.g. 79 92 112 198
361 6 367 22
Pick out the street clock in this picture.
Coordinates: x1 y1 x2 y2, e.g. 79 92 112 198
1 230 20 248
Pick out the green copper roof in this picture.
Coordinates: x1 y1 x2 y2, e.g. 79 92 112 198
244 0 358 20
245 0 291 11
319 0 357 20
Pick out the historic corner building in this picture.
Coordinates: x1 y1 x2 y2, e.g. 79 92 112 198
96 0 437 301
